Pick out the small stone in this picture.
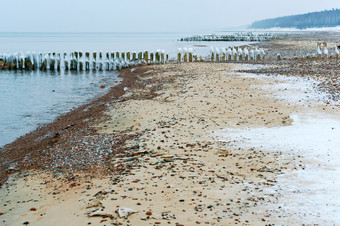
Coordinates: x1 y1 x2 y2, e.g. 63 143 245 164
117 207 137 218
30 208 36 211
146 211 152 216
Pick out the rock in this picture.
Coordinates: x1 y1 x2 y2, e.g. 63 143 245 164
30 207 37 211
117 207 137 218
146 211 152 216
86 199 103 209
88 209 113 218
162 155 174 162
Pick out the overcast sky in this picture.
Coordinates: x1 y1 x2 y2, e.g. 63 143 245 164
1 0 340 32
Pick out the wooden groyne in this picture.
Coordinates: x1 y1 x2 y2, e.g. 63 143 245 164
0 50 169 71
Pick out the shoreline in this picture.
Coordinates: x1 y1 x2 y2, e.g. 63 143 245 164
1 33 340 224
0 66 146 186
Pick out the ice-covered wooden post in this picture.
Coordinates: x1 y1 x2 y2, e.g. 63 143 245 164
194 55 198 62
155 50 160 63
215 48 219 62
188 48 193 62
232 47 237 61
63 53 68 70
250 49 254 61
143 51 149 64
24 52 33 70
161 50 165 64
93 52 97 70
277 54 281 60
210 47 214 62
85 52 90 70
316 43 322 59
99 52 103 70
78 52 83 71
49 52 55 70
260 48 265 61
131 52 136 62
177 48 182 63
322 42 328 59
150 52 154 63
221 48 226 62
238 48 243 61
227 48 232 61
335 46 340 59
166 52 169 63
255 48 261 61
56 53 61 70
183 48 187 62
244 48 249 61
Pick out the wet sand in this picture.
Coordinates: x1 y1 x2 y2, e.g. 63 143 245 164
1 33 340 225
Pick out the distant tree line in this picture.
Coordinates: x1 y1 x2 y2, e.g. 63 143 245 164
249 9 340 29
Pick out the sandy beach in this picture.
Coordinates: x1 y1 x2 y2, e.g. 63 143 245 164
1 33 340 225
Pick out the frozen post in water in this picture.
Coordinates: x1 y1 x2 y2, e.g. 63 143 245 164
85 52 90 70
93 52 97 70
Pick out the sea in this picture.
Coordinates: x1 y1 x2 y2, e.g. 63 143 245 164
0 32 252 147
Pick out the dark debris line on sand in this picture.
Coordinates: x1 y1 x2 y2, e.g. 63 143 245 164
0 66 158 186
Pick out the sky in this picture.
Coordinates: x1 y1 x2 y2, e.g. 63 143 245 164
1 0 340 32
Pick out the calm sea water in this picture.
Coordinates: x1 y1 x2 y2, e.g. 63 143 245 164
0 32 251 147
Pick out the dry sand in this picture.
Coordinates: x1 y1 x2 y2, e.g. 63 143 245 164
1 62 338 225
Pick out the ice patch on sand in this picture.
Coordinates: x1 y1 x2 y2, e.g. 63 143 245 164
214 113 340 223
